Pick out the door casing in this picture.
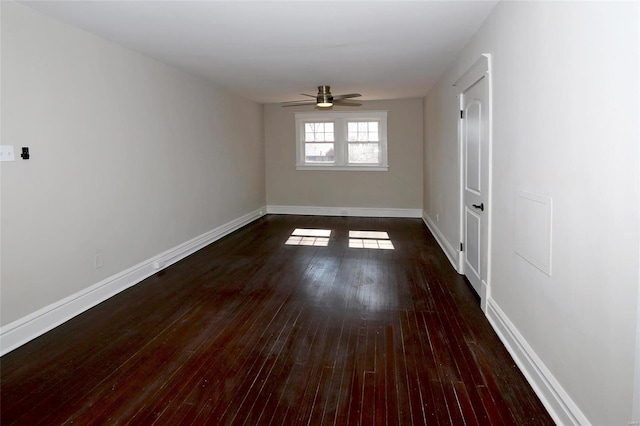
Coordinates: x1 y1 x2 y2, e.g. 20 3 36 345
454 54 493 312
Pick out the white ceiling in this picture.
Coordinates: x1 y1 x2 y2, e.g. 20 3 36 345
21 1 498 104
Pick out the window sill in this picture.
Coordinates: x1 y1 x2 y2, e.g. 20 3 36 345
295 165 389 172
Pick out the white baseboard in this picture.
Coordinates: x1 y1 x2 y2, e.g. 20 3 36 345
634 274 640 423
267 205 422 218
486 298 590 426
479 279 489 313
421 211 461 272
0 207 266 356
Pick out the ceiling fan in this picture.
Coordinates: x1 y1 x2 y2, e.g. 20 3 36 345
281 85 362 108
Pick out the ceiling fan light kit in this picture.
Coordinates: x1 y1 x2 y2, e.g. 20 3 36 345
282 85 362 109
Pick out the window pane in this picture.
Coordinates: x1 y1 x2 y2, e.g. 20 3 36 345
348 143 379 164
324 123 334 141
305 122 334 143
305 143 335 163
347 121 380 142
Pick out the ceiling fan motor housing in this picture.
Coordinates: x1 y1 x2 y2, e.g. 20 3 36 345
317 85 333 105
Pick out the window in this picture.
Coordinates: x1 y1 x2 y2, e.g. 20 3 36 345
304 122 334 163
295 111 388 171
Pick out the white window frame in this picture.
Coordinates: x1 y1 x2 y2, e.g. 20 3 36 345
295 111 388 171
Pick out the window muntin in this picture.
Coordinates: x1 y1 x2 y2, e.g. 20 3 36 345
295 111 388 171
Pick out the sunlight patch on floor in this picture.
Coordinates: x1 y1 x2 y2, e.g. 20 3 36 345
292 228 332 237
286 236 330 246
285 228 394 249
349 231 389 239
286 228 332 246
348 230 394 250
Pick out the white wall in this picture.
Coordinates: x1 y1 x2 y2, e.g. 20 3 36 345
0 2 265 326
424 2 639 425
265 99 423 212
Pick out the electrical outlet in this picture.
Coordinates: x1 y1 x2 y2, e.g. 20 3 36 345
95 253 104 270
0 145 15 162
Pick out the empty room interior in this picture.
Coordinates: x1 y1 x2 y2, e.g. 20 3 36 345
1 1 639 425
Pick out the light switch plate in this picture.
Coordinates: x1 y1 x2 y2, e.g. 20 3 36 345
0 145 15 162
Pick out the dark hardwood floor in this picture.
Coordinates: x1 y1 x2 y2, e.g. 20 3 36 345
1 215 553 425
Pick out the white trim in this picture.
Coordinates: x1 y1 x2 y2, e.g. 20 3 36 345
266 205 421 218
634 270 640 424
634 4 640 422
421 211 461 273
484 54 494 310
453 55 490 89
479 280 489 312
0 207 266 356
457 53 493 313
295 165 388 172
486 298 591 426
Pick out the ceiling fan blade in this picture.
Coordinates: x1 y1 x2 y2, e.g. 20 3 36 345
281 100 317 107
333 93 361 100
281 87 362 108
333 100 362 107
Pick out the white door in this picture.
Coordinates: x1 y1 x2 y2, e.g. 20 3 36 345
462 76 489 299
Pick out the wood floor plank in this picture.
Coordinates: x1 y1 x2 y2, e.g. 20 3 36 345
405 310 440 425
0 215 553 425
324 315 359 426
383 324 400 426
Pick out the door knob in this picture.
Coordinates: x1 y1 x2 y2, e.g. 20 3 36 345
472 203 484 211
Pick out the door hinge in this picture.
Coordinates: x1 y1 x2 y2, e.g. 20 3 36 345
460 110 464 119
460 243 463 251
